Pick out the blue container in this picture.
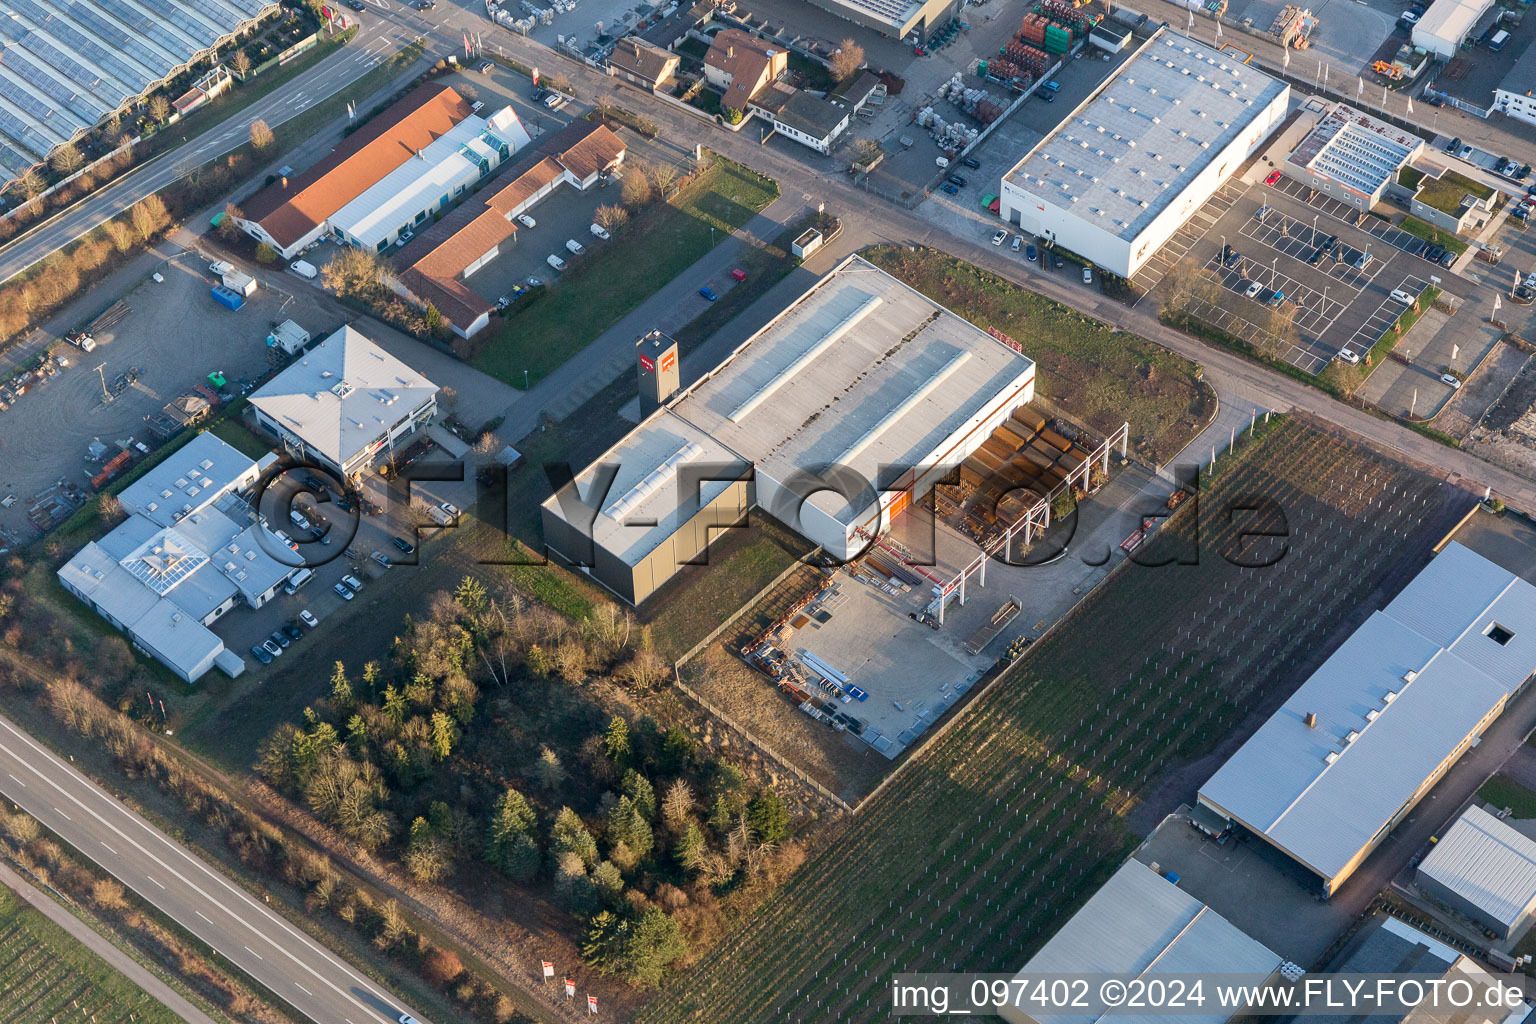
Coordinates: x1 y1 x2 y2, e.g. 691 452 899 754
211 285 244 311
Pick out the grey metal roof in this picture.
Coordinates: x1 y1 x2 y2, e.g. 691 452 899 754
1199 543 1536 884
1418 805 1536 932
1290 104 1423 198
1002 860 1282 1024
1498 38 1536 100
119 431 258 528
1005 30 1287 242
1414 0 1494 47
671 255 1036 525
250 326 438 469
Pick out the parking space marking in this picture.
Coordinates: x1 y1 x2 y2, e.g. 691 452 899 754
1130 181 1249 300
1343 274 1433 355
1261 176 1423 254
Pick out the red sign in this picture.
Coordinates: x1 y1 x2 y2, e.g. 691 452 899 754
639 354 655 372
542 961 554 978
660 350 676 373
565 979 575 997
588 994 599 1013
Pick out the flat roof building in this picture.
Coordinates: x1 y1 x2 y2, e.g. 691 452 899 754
1000 860 1286 1024
1284 103 1425 210
58 432 292 682
1413 0 1496 57
0 0 278 186
249 326 438 479
1199 542 1536 897
805 0 964 44
1494 41 1536 128
236 83 475 259
1417 805 1536 940
542 255 1036 604
1000 27 1289 279
329 106 532 254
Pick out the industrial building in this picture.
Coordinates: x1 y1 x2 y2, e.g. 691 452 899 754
389 120 626 338
1284 103 1425 211
57 432 292 682
327 104 531 254
1412 0 1496 58
1494 43 1536 128
1198 542 1536 897
0 0 278 185
248 325 439 480
804 0 963 44
999 27 1289 279
1416 805 1536 940
236 83 480 259
1000 860 1286 1024
541 255 1037 605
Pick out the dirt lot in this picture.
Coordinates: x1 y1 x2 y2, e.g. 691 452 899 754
1466 347 1536 480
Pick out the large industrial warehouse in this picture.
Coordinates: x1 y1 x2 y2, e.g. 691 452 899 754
541 255 1037 605
1000 860 1285 1024
0 0 278 184
1416 805 1536 940
1198 542 1536 897
999 27 1289 279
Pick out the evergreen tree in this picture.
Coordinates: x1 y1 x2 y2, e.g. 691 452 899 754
603 715 631 766
622 769 656 820
429 711 458 761
550 807 599 867
675 821 706 872
747 789 790 844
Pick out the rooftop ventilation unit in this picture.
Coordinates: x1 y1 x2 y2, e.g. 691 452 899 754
1383 690 1398 704
1324 750 1339 764
1345 730 1360 744
1304 712 1318 728
1403 670 1417 684
1366 708 1380 721
605 441 706 521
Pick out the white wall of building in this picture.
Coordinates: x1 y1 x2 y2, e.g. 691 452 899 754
1495 89 1536 127
1000 85 1289 278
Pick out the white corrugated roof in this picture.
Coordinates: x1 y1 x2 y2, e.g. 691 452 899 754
249 326 438 468
1418 805 1536 932
1199 543 1536 885
1413 0 1495 45
1001 860 1282 1024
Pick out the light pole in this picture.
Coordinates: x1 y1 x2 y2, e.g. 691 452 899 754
1272 256 1278 289
1312 213 1319 241
1321 284 1329 312
524 369 529 388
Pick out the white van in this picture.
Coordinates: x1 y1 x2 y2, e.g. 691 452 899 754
289 259 318 279
1389 288 1419 305
284 568 315 595
1490 29 1509 51
547 253 567 272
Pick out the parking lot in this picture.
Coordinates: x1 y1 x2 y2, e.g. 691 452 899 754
0 258 342 541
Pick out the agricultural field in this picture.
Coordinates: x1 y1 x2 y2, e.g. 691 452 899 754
0 884 180 1024
638 419 1473 1023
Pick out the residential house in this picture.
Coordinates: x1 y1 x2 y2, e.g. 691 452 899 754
705 28 787 115
610 38 680 91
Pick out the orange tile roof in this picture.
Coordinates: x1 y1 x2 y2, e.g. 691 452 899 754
241 83 473 249
610 38 679 85
706 29 781 110
486 156 567 215
557 123 626 181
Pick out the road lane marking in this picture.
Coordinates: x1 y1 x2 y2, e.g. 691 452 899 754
101 842 116 854
246 946 264 960
148 876 165 888
53 807 69 820
196 910 212 923
6 774 23 787
0 718 405 1024
297 983 312 995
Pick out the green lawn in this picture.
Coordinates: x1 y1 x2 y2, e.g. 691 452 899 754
0 885 182 1024
1478 774 1536 819
1415 169 1495 215
865 246 1216 465
206 417 273 459
1400 214 1469 255
470 156 779 387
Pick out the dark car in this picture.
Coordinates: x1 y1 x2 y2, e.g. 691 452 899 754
1221 244 1241 268
961 156 982 170
1437 248 1455 267
250 643 273 665
1424 243 1445 262
344 0 365 9
1038 89 1055 103
947 174 968 187
699 286 717 301
271 629 292 649
1052 254 1064 269
939 182 960 195
283 622 303 642
392 536 416 554
1025 244 1038 262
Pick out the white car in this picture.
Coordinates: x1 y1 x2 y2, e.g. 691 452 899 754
333 582 354 601
991 229 1008 246
1337 348 1361 365
1082 267 1093 285
1242 280 1263 299
1400 10 1419 23
342 574 365 591
440 501 461 519
517 213 536 229
590 223 611 240
209 260 233 277
566 238 585 255
300 609 319 628
547 254 567 271
1441 373 1462 389
1011 235 1023 252
400 1015 422 1024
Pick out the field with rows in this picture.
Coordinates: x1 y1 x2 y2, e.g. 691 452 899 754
639 419 1472 1023
0 884 180 1024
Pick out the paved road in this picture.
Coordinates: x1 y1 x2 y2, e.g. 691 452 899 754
0 8 435 286
0 713 432 1024
0 860 221 1024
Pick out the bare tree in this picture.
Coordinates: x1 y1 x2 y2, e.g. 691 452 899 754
548 71 572 93
129 195 168 241
622 160 655 206
249 119 276 151
15 168 45 199
321 246 385 298
850 137 881 165
594 203 630 230
828 38 865 82
219 202 243 240
50 144 85 176
228 50 253 78
647 162 679 198
147 95 172 124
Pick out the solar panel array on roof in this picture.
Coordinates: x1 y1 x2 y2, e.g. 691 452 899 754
0 49 103 122
98 0 200 57
9 0 147 91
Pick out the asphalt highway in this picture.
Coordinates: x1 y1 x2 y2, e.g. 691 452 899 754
0 712 432 1024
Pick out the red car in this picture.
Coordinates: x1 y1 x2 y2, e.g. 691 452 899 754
1264 170 1282 186
913 45 927 55
730 268 748 282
